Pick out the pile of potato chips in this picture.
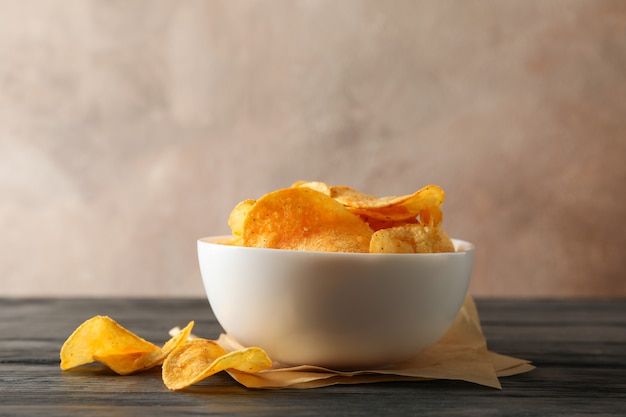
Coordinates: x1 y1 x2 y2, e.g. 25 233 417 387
228 181 454 254
60 316 271 390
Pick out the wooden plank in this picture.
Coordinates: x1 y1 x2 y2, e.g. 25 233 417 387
1 298 625 416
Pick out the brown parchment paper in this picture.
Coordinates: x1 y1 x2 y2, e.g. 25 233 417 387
217 296 534 389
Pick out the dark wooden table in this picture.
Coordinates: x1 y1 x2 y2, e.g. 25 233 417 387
1 298 624 416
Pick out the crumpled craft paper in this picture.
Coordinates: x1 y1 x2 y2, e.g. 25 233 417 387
216 296 534 390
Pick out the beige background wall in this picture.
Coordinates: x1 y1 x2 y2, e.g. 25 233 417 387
1 0 625 298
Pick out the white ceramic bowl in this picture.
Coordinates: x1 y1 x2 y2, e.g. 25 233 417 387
198 236 475 369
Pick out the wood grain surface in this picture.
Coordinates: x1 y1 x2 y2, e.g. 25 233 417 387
1 298 624 416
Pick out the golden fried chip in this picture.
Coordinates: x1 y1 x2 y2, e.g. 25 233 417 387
60 316 158 371
94 321 195 375
369 224 455 254
162 339 272 390
359 214 420 231
60 316 194 375
291 180 331 196
331 184 446 222
419 206 443 227
242 187 373 253
228 199 256 239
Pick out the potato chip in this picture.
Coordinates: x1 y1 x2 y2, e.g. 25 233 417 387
330 184 443 209
330 184 445 222
60 316 194 375
418 206 443 227
228 199 256 244
358 214 420 231
162 339 272 390
241 187 373 253
94 321 195 375
291 180 331 196
60 316 157 371
369 224 455 254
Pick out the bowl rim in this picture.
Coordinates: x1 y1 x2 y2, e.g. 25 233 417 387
198 235 475 257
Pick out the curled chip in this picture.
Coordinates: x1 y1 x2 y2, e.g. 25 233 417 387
242 187 373 253
291 180 332 196
369 224 455 254
330 184 446 222
228 199 256 245
357 214 420 232
162 339 272 390
60 316 194 375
